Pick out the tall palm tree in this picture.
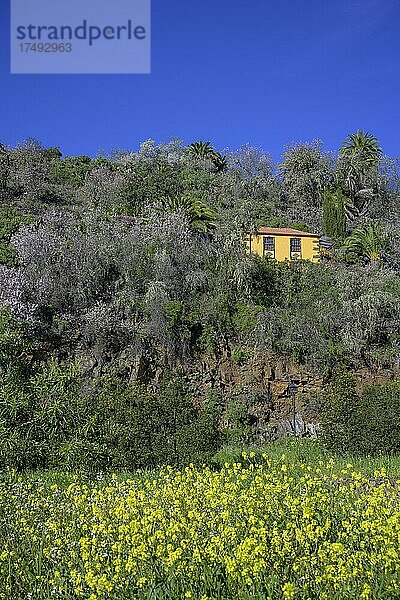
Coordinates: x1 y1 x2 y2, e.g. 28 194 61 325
338 130 382 221
343 221 387 263
188 142 228 173
340 130 382 165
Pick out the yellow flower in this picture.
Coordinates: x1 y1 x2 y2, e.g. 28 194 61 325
282 582 296 599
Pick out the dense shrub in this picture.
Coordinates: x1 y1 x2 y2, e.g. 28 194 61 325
320 368 400 455
0 205 33 266
0 360 222 471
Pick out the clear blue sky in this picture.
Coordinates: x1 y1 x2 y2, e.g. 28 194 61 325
1 0 399 161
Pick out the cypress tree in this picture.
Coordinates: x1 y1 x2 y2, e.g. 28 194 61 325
322 188 346 242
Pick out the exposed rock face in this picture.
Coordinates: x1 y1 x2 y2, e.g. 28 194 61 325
185 347 400 441
81 342 400 442
190 348 323 441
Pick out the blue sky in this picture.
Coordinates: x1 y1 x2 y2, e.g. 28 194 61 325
1 0 399 161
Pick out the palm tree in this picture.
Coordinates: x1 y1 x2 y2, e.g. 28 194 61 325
343 221 387 264
189 199 217 232
162 194 216 233
210 151 228 173
188 141 215 159
338 130 382 221
188 142 228 174
340 130 382 165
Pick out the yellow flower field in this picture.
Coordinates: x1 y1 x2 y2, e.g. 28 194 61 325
1 453 399 599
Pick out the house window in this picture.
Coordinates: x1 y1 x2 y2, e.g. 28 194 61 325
263 236 275 258
290 237 302 259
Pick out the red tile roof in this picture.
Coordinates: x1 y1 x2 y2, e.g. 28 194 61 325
254 227 318 238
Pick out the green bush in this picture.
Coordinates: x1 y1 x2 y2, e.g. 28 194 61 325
350 382 400 454
0 360 88 470
320 368 400 455
90 374 222 469
0 205 33 266
222 395 255 446
0 363 222 471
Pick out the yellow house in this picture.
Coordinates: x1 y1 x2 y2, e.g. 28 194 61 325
246 227 320 263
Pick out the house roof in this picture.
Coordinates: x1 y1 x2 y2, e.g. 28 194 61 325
254 227 318 238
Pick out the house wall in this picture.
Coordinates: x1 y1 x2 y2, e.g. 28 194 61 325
247 234 320 263
300 237 320 263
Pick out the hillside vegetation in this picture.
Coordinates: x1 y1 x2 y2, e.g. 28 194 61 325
0 133 400 467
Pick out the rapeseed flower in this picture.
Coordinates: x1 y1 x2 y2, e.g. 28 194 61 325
0 455 399 598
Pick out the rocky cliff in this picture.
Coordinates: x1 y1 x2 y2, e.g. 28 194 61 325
82 341 400 442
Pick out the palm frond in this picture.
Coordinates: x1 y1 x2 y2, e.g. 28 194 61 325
343 221 387 262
